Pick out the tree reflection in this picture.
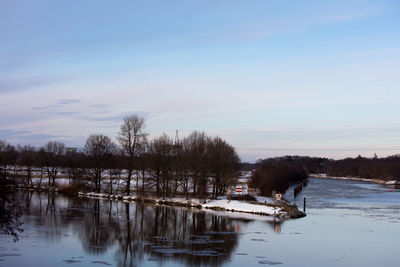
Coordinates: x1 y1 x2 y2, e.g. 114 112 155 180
263 219 284 233
112 204 240 266
16 192 248 266
81 199 115 254
0 190 23 241
0 175 24 241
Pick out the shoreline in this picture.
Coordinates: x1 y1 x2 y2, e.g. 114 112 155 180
309 174 399 185
14 185 305 219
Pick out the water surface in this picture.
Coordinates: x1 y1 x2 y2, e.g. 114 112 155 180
0 178 399 266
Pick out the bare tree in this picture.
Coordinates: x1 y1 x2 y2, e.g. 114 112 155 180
208 137 239 198
106 146 123 194
134 139 148 196
148 134 174 198
84 134 115 193
138 142 149 195
42 141 65 187
117 115 147 195
0 140 17 179
184 131 210 200
172 135 186 197
64 150 86 186
17 145 36 186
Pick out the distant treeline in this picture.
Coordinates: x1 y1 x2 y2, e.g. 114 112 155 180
324 155 400 180
0 115 239 199
245 155 400 182
249 159 308 196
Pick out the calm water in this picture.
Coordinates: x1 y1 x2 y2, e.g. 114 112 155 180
1 178 399 267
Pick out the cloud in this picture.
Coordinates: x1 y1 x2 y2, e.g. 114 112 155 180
31 98 151 126
80 110 152 123
0 74 75 94
0 129 30 138
188 1 383 46
56 98 80 105
314 3 383 23
54 111 81 116
89 103 108 109
80 114 123 123
0 76 53 93
0 128 59 146
31 105 58 111
32 98 82 112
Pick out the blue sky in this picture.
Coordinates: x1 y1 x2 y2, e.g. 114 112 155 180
1 0 399 161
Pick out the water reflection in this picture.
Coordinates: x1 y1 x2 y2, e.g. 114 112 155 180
3 179 399 267
16 192 264 266
0 191 23 241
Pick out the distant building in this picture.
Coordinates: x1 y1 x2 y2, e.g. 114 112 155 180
66 147 77 153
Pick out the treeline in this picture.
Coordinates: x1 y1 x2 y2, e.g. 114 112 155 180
325 155 400 180
249 159 308 196
0 115 240 199
268 155 400 180
247 155 400 183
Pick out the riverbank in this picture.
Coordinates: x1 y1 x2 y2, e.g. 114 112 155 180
309 174 399 185
13 184 305 219
80 192 305 219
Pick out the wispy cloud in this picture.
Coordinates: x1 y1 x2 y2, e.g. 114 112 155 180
31 99 151 125
80 110 151 123
0 76 53 93
0 128 60 146
0 129 30 137
32 98 81 112
31 105 58 111
195 1 384 45
56 98 80 105
89 103 108 109
0 74 75 94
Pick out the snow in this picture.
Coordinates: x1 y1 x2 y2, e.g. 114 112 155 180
16 166 291 218
78 191 285 217
202 199 281 216
310 174 398 185
254 196 276 204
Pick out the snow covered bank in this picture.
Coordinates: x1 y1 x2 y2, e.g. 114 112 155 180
78 192 305 219
310 174 399 185
202 199 282 216
15 185 305 219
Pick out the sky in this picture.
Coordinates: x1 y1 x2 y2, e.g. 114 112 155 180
0 0 399 162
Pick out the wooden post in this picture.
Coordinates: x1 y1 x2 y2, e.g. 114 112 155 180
303 197 306 212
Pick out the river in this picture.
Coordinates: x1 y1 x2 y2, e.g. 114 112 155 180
0 178 399 266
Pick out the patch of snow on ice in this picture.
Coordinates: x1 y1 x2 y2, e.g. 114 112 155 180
202 200 280 215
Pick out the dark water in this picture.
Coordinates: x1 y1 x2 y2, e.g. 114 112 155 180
0 178 399 267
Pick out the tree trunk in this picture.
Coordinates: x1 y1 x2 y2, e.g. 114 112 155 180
126 169 132 195
136 171 139 196
141 169 145 194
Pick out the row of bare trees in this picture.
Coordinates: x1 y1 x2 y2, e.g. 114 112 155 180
148 131 239 200
0 140 66 188
0 115 240 199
